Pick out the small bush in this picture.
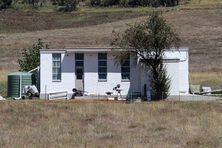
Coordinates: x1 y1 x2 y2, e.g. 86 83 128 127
18 39 44 71
0 0 12 10
52 0 79 11
91 0 119 6
90 0 179 7
151 64 170 100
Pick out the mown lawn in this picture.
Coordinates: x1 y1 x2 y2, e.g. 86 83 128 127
0 100 221 147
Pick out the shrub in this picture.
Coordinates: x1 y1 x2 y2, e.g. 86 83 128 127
151 64 170 100
18 39 45 71
0 0 12 10
90 0 179 7
91 0 119 6
52 0 79 11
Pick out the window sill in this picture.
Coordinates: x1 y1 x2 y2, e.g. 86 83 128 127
121 79 130 82
98 79 107 82
52 80 61 82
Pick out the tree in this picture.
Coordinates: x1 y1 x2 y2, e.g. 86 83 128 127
0 0 12 10
18 39 45 71
112 12 180 100
51 0 79 12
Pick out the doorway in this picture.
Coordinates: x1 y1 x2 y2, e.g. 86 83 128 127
75 53 84 91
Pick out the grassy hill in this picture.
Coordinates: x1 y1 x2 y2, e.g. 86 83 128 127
0 0 222 85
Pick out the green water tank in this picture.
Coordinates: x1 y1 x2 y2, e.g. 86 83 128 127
7 72 33 98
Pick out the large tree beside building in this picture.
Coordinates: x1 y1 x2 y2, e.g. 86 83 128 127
112 12 180 100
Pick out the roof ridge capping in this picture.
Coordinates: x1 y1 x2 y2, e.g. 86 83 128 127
40 47 189 52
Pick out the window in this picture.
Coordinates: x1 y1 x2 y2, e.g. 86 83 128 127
75 53 84 80
121 54 130 80
52 53 61 81
98 53 107 80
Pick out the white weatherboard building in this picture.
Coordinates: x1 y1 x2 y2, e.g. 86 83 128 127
40 47 189 99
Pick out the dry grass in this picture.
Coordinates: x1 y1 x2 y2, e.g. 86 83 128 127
0 8 222 72
0 69 9 97
0 100 221 147
0 69 9 82
0 3 222 87
0 9 148 34
190 72 222 86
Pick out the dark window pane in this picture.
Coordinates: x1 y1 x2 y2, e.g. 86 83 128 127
98 67 107 73
122 60 130 66
76 61 83 67
98 53 107 80
122 74 130 80
57 74 61 80
98 53 107 60
53 74 57 80
52 74 61 80
121 67 130 73
99 74 107 80
76 74 82 79
98 61 107 66
52 53 61 80
76 69 83 74
75 53 84 60
52 53 61 61
76 68 83 79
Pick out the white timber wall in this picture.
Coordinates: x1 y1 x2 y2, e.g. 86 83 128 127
84 52 140 96
40 53 75 99
164 50 189 95
40 48 189 99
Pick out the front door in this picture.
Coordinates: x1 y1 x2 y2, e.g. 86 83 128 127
75 53 84 91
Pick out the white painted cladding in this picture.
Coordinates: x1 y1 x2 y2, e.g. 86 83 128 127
40 53 75 97
40 48 189 99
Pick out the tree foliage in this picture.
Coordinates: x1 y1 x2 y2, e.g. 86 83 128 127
51 0 79 11
151 63 170 100
90 0 179 7
112 12 180 100
0 0 12 10
18 39 45 71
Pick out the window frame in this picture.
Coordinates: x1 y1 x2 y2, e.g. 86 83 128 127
121 54 130 81
52 53 62 81
75 53 84 80
98 53 107 81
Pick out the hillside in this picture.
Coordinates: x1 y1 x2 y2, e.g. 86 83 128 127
0 0 222 85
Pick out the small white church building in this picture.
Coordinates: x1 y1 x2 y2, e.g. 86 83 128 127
40 47 189 99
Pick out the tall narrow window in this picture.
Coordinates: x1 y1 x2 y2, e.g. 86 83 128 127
75 53 84 80
121 54 130 80
98 53 107 80
52 53 61 81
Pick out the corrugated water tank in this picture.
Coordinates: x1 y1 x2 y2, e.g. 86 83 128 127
7 72 33 98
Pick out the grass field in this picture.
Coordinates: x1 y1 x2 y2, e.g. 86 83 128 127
0 2 222 147
0 100 221 147
0 1 222 93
